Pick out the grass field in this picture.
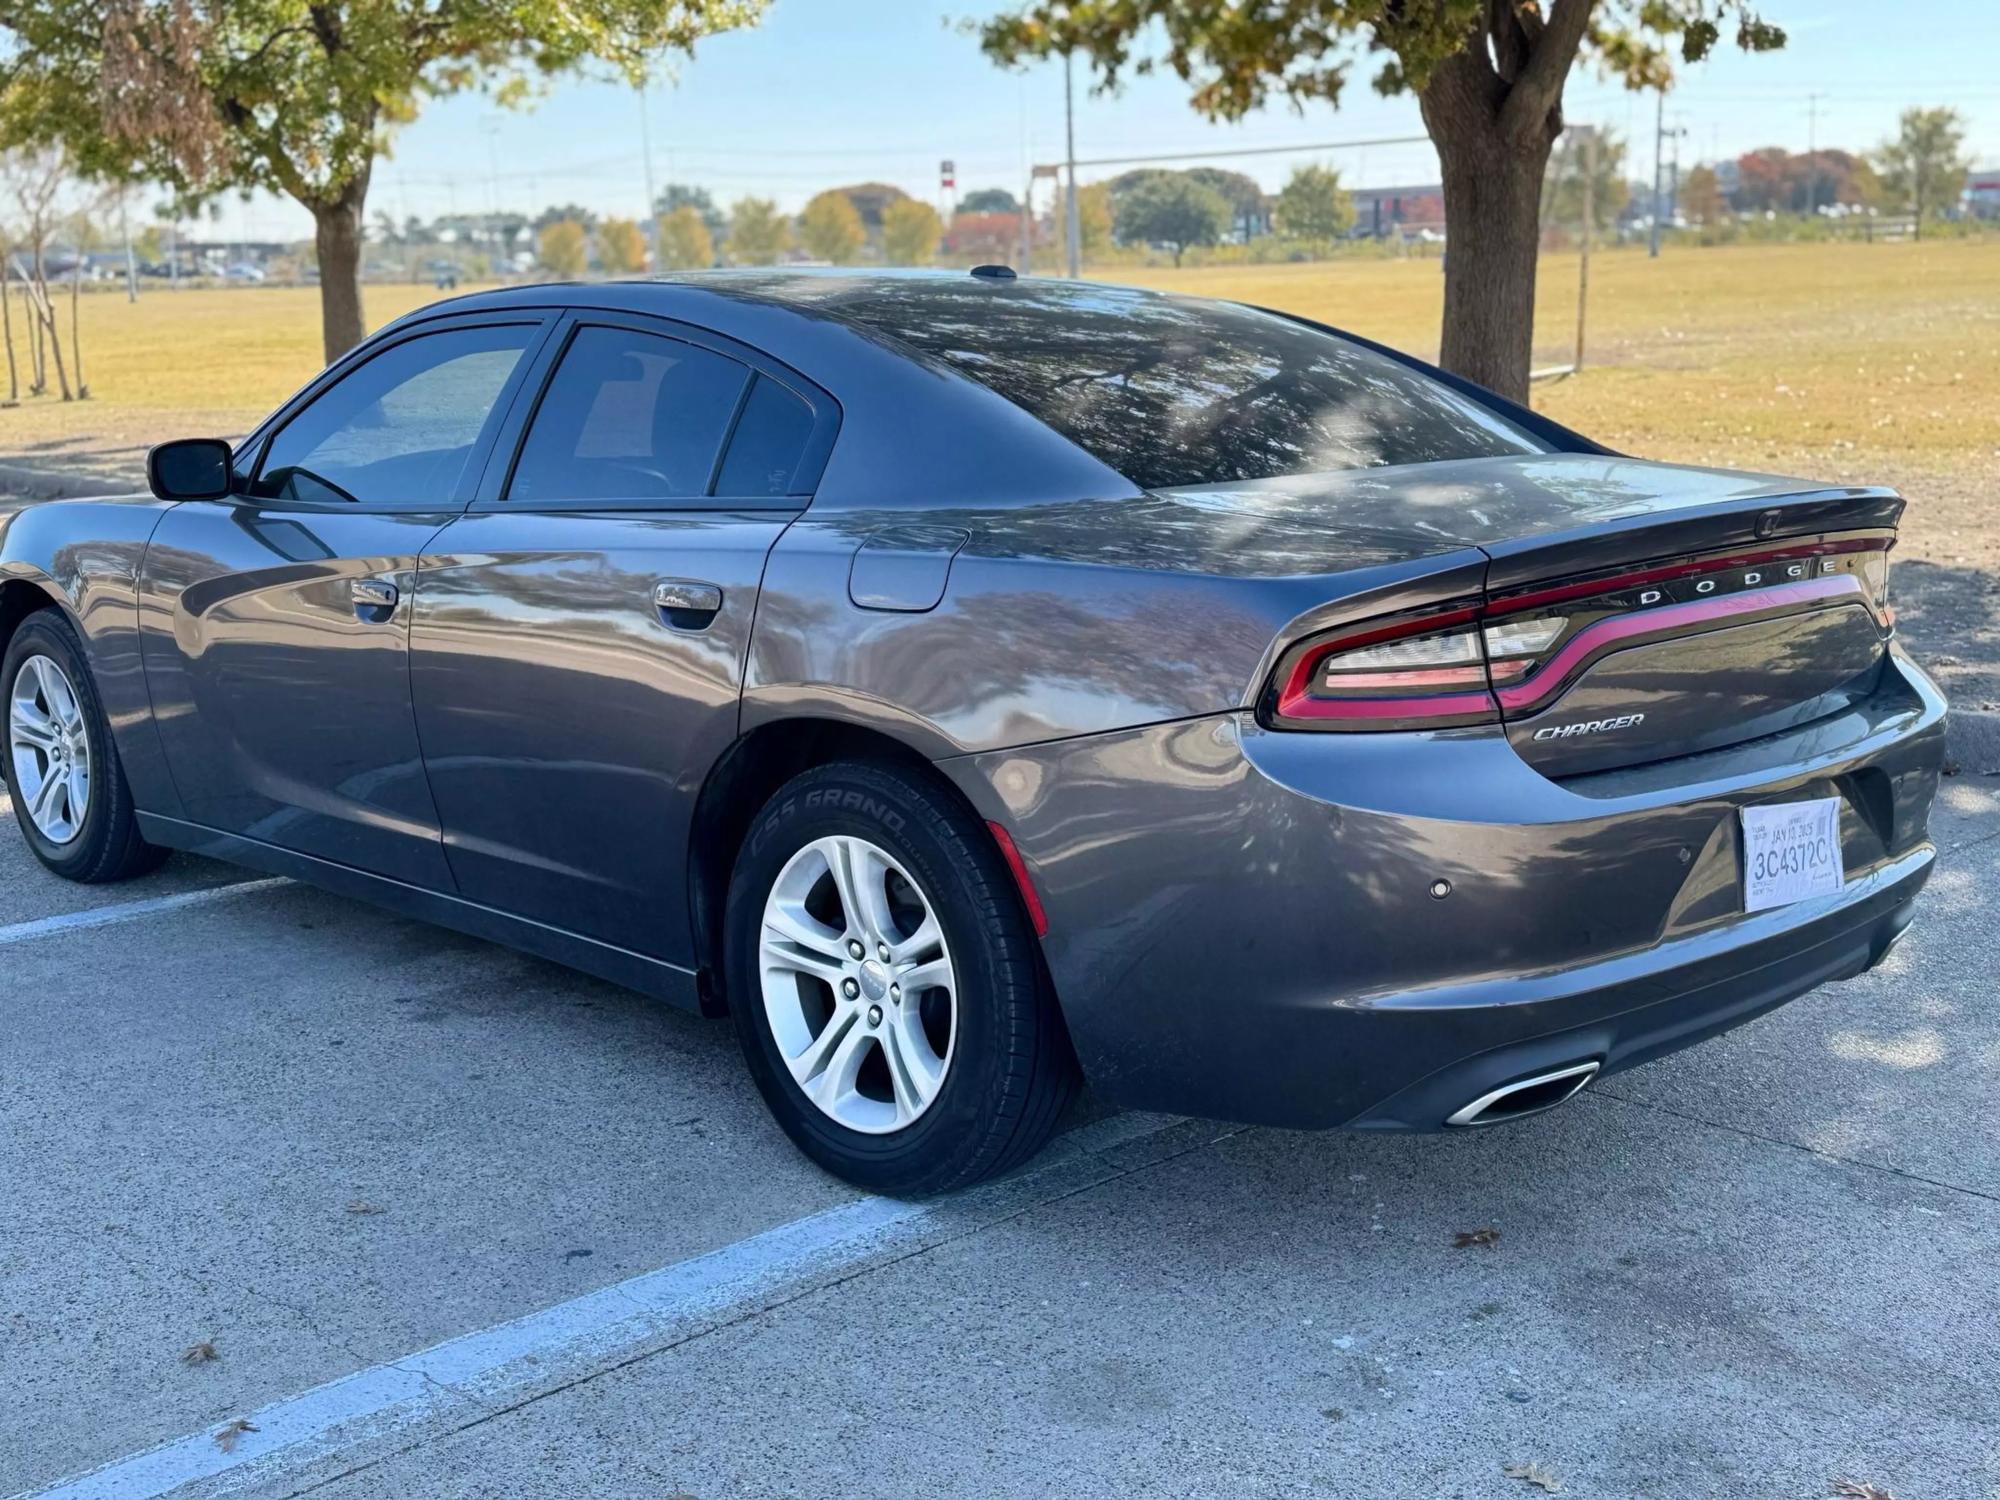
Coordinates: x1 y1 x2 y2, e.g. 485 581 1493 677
1 237 1993 499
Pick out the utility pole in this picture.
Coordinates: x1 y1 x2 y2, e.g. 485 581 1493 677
1576 125 1596 373
1648 83 1666 257
1805 92 1821 215
1063 51 1081 278
1019 173 1033 271
638 82 660 268
118 187 137 302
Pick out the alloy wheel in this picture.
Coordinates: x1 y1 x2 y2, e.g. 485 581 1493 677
8 653 90 846
758 834 957 1134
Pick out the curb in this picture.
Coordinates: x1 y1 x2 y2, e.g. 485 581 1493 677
0 460 144 500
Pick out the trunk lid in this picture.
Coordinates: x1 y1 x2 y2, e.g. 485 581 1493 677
1193 455 1899 773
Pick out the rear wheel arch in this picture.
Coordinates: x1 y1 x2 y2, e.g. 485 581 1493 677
687 717 1035 1017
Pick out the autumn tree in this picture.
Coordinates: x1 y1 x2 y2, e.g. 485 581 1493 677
882 197 942 266
653 183 726 244
726 196 790 265
1680 163 1722 226
980 1 1786 401
657 203 714 269
0 1 767 363
1076 180 1113 259
1113 173 1228 266
1273 164 1353 250
799 189 865 264
597 216 647 273
1875 107 1969 239
538 219 588 276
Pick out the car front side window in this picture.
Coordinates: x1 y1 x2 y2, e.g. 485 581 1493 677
252 323 537 505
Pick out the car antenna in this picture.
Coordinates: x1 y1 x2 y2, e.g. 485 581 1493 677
969 264 1017 280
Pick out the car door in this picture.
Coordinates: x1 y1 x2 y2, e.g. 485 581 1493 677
410 311 836 965
138 313 552 887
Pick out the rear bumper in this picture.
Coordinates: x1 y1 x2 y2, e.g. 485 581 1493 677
940 649 1946 1131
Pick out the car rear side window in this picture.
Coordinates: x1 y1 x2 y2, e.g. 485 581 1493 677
508 325 751 504
713 376 814 497
840 284 1547 490
253 324 535 505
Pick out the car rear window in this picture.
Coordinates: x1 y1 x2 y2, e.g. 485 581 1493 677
845 284 1547 490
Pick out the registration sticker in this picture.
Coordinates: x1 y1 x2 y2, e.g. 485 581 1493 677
1740 797 1845 913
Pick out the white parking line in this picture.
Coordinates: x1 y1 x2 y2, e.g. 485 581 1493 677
0 878 290 948
22 1111 1208 1500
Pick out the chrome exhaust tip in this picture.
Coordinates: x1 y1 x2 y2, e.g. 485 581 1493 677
1445 1061 1600 1128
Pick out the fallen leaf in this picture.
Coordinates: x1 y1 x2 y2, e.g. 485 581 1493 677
1454 1227 1502 1249
345 1200 386 1216
180 1340 218 1366
214 1419 258 1453
1503 1461 1561 1492
1832 1482 1894 1500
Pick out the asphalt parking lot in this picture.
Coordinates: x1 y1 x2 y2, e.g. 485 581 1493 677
3 770 1997 1500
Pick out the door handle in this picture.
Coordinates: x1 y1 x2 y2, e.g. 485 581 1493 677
653 579 723 630
351 578 399 621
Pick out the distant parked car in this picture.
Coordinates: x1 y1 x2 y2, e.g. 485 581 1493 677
0 271 1946 1195
223 263 266 284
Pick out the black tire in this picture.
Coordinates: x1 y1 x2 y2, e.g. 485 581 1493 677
2 608 168 883
725 760 1077 1196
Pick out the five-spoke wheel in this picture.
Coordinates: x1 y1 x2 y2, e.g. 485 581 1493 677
8 652 92 845
760 834 958 1133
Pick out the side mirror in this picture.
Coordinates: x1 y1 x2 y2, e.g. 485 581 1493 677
147 438 234 501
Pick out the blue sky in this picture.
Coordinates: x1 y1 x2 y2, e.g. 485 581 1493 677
228 0 2000 241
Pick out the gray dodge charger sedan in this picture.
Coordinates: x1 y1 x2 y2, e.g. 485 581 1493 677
1 271 1945 1193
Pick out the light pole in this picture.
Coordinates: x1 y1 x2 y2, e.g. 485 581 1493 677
1064 52 1081 278
638 82 660 268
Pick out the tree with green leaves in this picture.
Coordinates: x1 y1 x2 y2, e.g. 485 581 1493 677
980 1 1786 401
0 0 767 363
726 196 791 265
597 216 646 274
653 183 726 246
1113 173 1229 266
1874 107 1969 240
799 189 865 264
538 219 588 277
657 203 715 269
1273 164 1353 251
1076 180 1113 259
958 187 1019 215
882 198 942 266
1542 128 1629 232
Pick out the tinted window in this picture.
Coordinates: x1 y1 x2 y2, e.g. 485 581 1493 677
254 324 533 504
826 282 1546 490
714 376 814 497
508 326 750 503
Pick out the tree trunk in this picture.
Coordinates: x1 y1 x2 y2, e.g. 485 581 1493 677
310 179 369 364
1 257 17 403
1420 65 1558 404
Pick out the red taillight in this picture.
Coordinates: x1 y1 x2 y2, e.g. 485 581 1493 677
987 820 1049 937
1272 605 1500 729
1265 539 1893 733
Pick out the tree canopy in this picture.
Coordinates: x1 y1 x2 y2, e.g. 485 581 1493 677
657 203 715 269
799 189 865 264
0 0 767 359
980 0 1787 400
1875 108 1969 237
882 197 942 266
1272 164 1352 248
958 187 1018 215
1112 174 1229 266
726 196 790 265
596 216 646 273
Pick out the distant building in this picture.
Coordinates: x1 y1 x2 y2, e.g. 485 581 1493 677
1965 165 2000 220
1348 183 1445 238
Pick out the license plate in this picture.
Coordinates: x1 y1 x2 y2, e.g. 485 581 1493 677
1740 797 1845 913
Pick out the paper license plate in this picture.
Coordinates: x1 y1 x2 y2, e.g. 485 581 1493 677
1740 797 1845 913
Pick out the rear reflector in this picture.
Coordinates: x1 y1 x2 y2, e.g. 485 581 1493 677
987 820 1050 937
